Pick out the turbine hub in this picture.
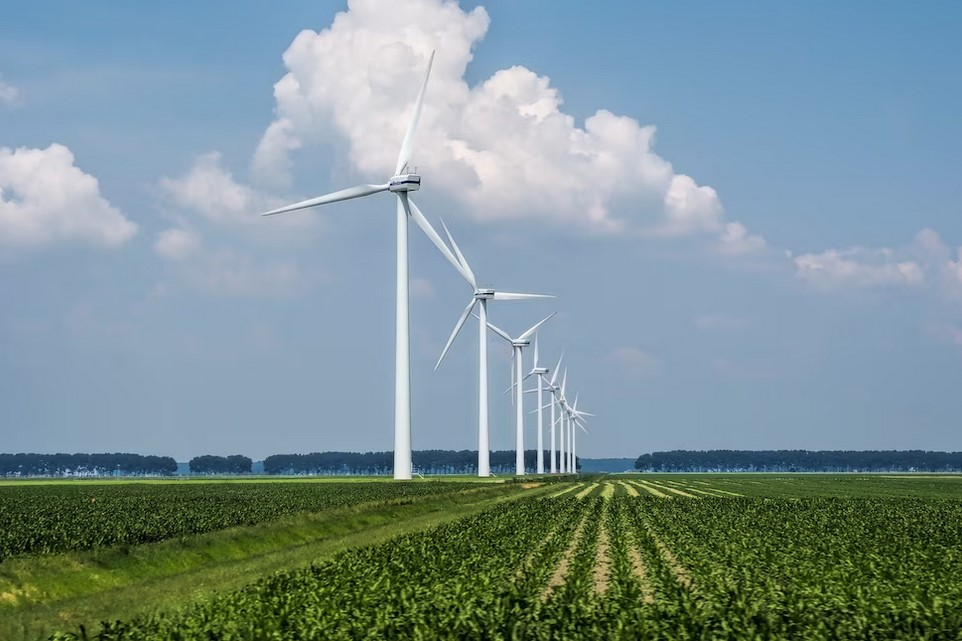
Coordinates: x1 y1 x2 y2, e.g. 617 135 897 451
389 174 421 192
474 288 495 299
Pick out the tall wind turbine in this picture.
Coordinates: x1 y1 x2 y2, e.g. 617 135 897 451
435 221 552 477
487 313 556 475
260 51 464 480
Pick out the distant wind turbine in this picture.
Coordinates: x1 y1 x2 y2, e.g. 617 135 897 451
260 51 465 480
435 220 552 477
487 313 556 475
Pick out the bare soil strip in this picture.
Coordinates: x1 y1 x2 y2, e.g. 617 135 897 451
645 526 694 590
593 516 611 594
576 483 600 499
630 480 670 498
624 530 656 603
645 480 697 498
542 510 589 600
700 487 743 497
621 482 640 497
515 517 563 582
550 483 584 498
600 483 616 499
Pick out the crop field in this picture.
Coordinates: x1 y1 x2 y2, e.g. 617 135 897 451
2 475 961 640
0 480 488 560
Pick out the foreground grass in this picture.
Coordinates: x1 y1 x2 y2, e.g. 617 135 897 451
0 481 556 641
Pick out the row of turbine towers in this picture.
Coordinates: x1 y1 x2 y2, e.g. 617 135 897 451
261 51 594 479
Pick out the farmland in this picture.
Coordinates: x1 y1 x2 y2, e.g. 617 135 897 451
2 475 961 639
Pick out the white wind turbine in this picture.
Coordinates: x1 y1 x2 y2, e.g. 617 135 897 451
435 221 552 477
566 393 595 474
260 51 465 480
528 350 563 473
486 313 556 475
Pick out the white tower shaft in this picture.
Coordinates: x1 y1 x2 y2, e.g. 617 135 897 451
549 390 557 473
536 376 544 474
393 195 412 480
515 345 524 476
477 299 490 477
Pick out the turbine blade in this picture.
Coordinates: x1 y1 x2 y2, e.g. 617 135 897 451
518 311 556 341
261 184 389 216
549 353 564 386
560 368 567 397
522 372 534 381
435 297 476 370
577 422 590 435
492 291 553 301
485 319 513 343
439 218 476 287
404 197 471 281
395 50 435 175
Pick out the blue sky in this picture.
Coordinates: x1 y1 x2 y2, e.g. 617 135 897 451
2 0 961 460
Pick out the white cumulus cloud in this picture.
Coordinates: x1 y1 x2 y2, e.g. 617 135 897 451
794 248 923 289
160 152 283 227
250 0 758 248
0 144 136 250
717 221 767 256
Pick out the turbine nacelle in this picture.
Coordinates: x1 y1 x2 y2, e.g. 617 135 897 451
511 339 531 348
389 173 421 193
474 288 496 300
531 366 549 375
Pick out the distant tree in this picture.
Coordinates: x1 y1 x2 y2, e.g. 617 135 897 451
633 450 962 473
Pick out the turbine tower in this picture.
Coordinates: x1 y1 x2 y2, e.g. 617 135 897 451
260 51 464 480
487 313 556 475
435 221 552 477
526 346 561 474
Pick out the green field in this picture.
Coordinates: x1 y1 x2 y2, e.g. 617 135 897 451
1 474 960 640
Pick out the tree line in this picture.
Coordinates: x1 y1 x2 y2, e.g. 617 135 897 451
264 450 578 475
0 452 177 477
188 455 253 474
634 450 962 472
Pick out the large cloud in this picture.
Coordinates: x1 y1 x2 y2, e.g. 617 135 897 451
0 144 136 250
250 0 761 249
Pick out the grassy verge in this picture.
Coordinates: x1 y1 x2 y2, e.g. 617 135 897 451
1 482 558 641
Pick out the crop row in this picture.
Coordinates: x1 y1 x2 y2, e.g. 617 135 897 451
0 481 484 560
52 494 962 639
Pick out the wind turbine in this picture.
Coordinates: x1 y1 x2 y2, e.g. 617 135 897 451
487 313 556 475
567 394 595 474
528 350 562 473
260 51 464 480
434 221 552 477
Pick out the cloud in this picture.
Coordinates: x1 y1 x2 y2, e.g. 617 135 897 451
693 313 747 331
605 346 658 378
793 247 924 289
791 228 962 291
0 75 18 107
154 228 201 261
250 0 759 247
0 144 136 250
717 221 767 255
160 152 283 227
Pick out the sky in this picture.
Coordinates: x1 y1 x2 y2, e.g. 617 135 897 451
2 0 961 461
